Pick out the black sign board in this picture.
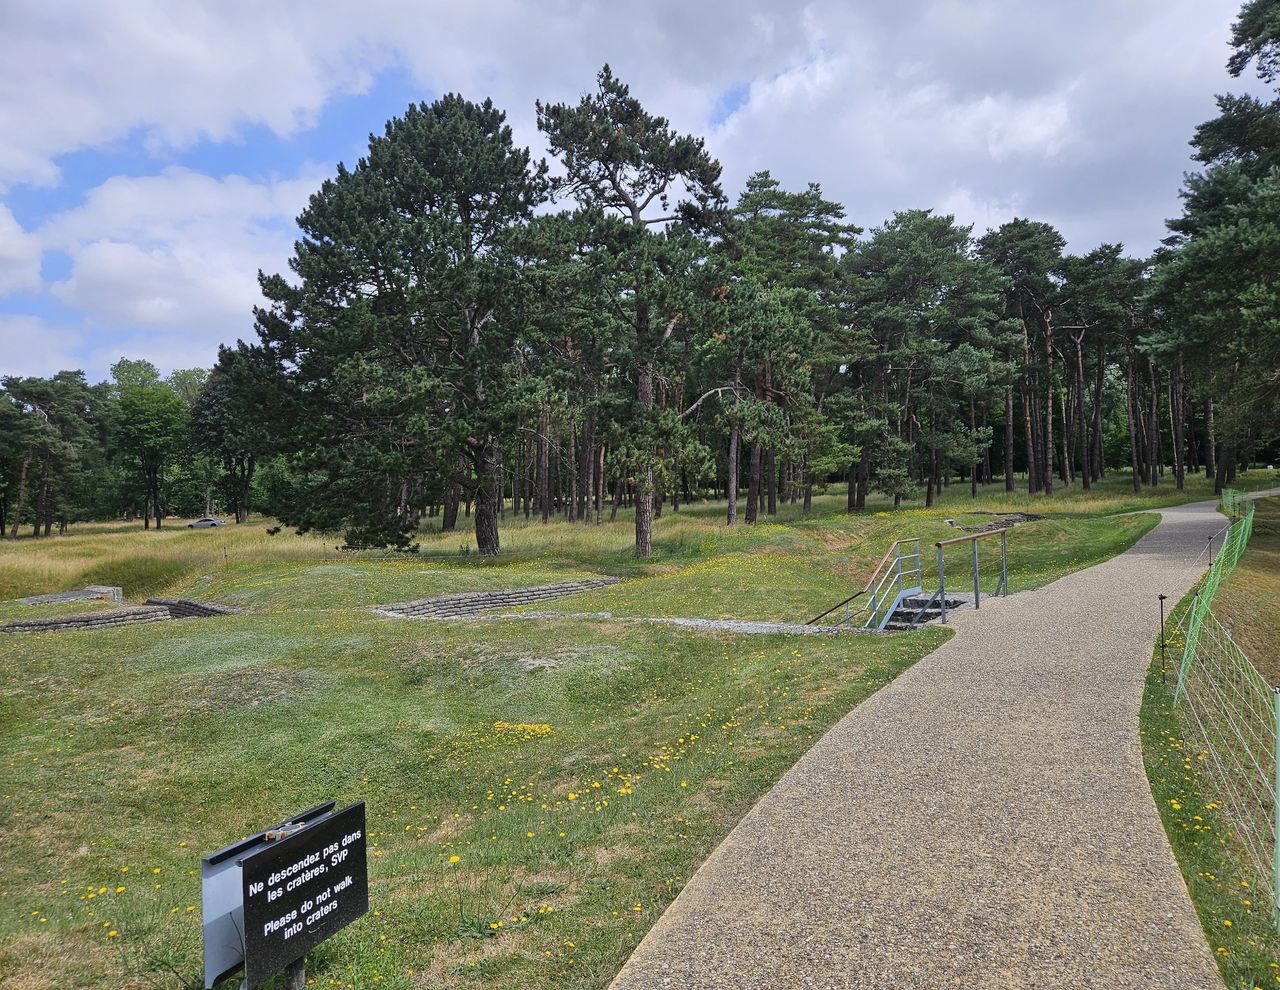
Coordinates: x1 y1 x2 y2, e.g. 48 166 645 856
240 801 368 988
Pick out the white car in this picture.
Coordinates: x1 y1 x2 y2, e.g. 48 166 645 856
187 517 227 528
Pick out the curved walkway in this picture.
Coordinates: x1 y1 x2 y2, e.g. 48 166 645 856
610 497 1269 990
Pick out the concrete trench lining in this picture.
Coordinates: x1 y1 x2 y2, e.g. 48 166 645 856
19 585 124 606
370 577 622 617
607 493 1280 990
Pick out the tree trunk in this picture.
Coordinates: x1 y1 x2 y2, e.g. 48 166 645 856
1147 359 1160 487
1022 383 1038 494
1091 343 1105 481
595 443 606 524
727 423 740 525
766 447 777 516
635 369 655 556
1059 387 1071 486
1042 331 1054 495
1205 399 1217 480
474 443 501 556
1004 385 1015 492
8 444 32 539
580 412 594 523
566 418 579 523
538 408 550 523
746 442 761 525
1075 336 1091 490
1125 357 1141 492
970 396 978 498
442 484 459 532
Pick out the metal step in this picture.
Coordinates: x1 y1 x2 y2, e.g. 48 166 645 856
883 597 966 631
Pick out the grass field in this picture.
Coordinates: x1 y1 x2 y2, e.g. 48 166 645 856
0 470 1262 989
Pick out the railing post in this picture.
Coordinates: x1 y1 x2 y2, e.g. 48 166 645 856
971 538 980 610
937 545 947 624
1000 529 1008 596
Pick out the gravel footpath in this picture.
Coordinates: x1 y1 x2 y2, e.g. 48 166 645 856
609 496 1275 990
475 611 866 636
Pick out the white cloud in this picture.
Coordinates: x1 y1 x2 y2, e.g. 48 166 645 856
0 2 392 189
0 205 42 294
41 166 318 349
0 0 1266 381
0 316 85 378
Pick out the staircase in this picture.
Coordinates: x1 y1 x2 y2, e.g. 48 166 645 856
806 539 924 631
808 528 1009 632
881 594 966 631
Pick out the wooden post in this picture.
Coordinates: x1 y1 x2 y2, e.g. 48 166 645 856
285 958 305 990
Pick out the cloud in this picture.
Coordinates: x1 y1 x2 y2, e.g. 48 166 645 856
0 316 85 378
0 0 1266 381
0 2 393 189
0 206 42 294
40 166 319 354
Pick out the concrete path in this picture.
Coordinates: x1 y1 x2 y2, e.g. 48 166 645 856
609 497 1267 990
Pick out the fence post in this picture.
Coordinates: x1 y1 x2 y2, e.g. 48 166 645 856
971 538 981 610
1274 686 1280 928
937 545 947 624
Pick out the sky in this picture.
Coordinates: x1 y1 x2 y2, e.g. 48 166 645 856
0 0 1261 382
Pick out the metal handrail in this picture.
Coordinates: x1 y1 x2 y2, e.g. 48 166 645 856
935 529 1008 547
935 528 1009 623
805 538 920 626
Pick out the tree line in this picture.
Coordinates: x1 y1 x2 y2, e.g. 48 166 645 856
3 1 1277 552
0 359 276 536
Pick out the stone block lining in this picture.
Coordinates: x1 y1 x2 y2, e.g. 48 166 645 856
145 598 245 618
373 577 621 618
0 605 172 634
0 597 244 634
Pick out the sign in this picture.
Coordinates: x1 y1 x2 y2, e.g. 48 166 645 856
201 801 368 989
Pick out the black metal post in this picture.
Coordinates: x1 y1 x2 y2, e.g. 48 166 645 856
1158 593 1168 683
285 959 306 990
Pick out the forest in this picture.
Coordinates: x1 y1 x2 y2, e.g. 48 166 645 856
2 4 1278 557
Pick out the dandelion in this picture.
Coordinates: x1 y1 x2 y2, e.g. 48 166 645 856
448 855 460 864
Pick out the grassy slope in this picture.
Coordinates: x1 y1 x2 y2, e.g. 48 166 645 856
1 610 948 990
1213 496 1280 685
0 598 125 621
1141 496 1280 990
0 467 1262 605
0 475 1220 990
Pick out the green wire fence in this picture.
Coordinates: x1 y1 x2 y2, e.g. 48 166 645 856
1171 491 1276 925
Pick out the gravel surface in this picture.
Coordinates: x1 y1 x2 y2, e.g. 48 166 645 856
477 611 869 635
609 497 1276 990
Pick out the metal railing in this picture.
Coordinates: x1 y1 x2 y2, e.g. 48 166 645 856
928 529 1009 624
805 538 922 630
1171 491 1276 925
863 539 923 630
807 527 1014 631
